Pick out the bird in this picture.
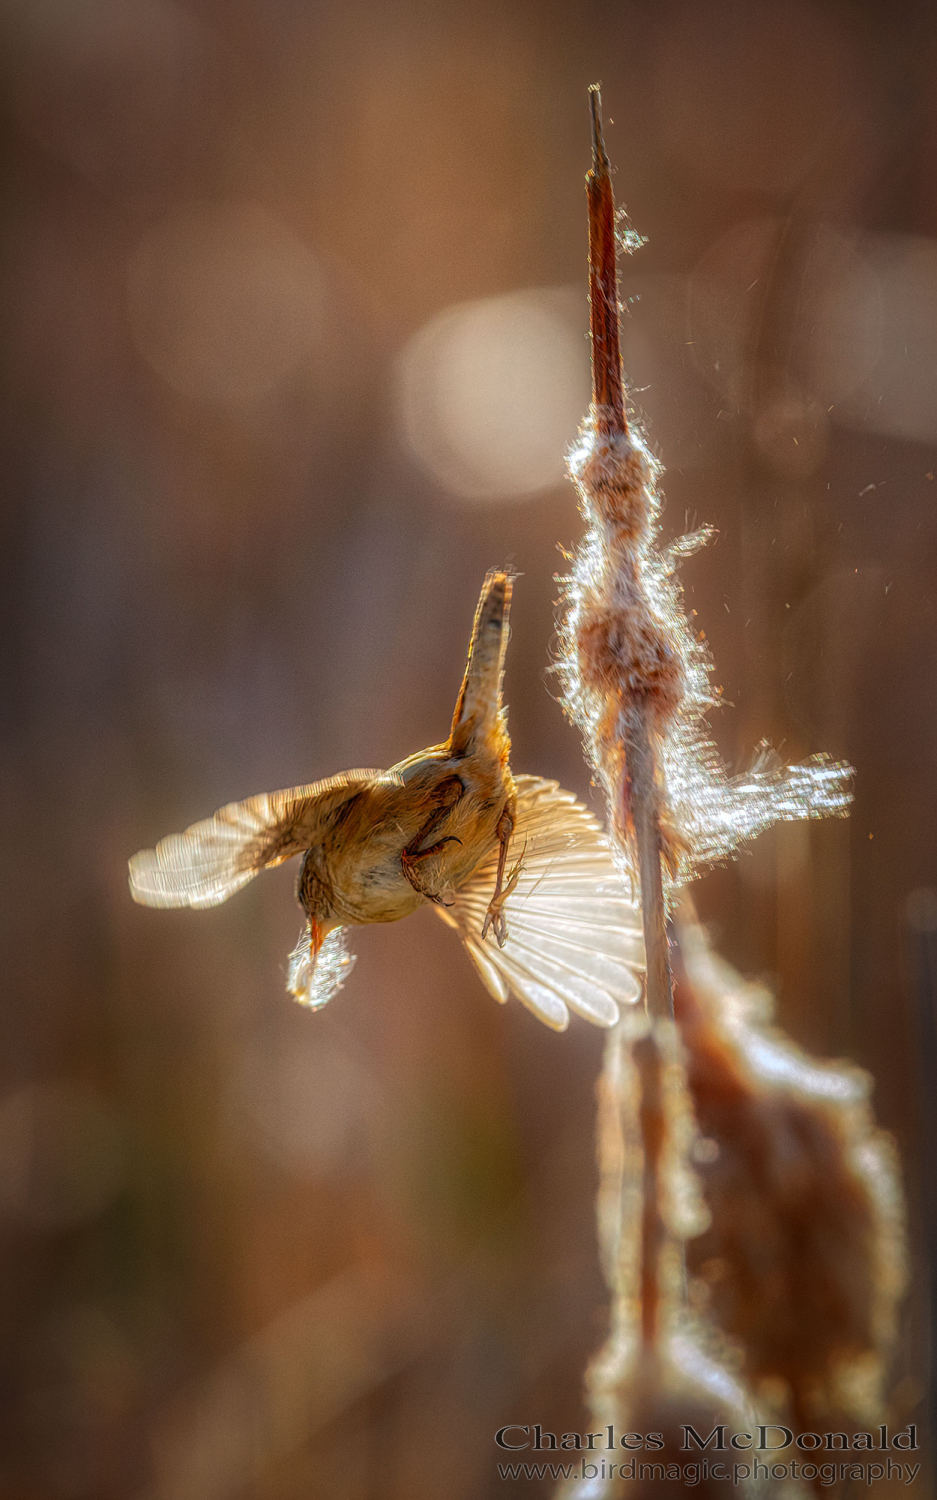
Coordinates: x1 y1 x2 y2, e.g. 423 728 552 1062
128 571 643 1030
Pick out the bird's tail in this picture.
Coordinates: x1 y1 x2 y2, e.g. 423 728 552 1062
449 570 513 752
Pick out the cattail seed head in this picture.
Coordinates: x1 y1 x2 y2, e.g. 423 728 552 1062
558 109 851 890
567 424 658 544
673 915 906 1425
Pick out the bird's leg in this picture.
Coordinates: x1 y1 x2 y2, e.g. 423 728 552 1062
481 800 519 947
401 778 464 902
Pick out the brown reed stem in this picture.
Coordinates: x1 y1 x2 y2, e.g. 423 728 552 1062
586 89 674 1026
628 710 674 1023
587 85 627 440
586 88 677 1365
634 1030 666 1348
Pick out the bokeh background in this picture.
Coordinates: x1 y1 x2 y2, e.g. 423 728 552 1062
2 1 937 1495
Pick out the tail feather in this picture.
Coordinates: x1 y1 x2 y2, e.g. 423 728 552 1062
434 774 643 1030
450 570 512 749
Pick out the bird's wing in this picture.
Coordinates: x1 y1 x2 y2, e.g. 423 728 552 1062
435 774 644 1030
129 769 396 909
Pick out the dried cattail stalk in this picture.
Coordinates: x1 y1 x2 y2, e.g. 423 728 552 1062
673 914 906 1429
556 88 887 1500
557 101 759 1500
561 1009 757 1498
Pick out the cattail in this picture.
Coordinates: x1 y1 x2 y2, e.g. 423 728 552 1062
560 1010 757 1498
673 913 906 1430
555 88 892 1500
557 93 851 899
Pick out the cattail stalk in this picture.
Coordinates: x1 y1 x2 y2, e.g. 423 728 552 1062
584 88 676 1369
556 85 908 1500
559 87 859 1498
587 88 626 441
585 85 674 1035
572 90 695 1016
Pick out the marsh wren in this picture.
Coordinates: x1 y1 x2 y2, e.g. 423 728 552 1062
129 572 642 1029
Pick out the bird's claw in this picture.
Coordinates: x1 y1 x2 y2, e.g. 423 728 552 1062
401 835 462 899
481 858 523 948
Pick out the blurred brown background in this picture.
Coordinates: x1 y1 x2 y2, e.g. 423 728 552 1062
1 1 936 1495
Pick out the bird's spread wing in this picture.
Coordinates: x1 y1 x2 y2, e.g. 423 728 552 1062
129 770 396 909
435 775 644 1030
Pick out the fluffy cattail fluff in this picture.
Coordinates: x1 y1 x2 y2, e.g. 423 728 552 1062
673 914 906 1429
558 450 852 885
557 101 851 886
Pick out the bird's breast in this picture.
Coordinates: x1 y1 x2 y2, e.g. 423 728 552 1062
323 820 425 926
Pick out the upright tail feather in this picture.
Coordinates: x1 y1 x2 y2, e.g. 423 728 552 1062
449 570 512 751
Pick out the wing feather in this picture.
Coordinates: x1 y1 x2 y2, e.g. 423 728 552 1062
129 769 395 909
437 774 643 1030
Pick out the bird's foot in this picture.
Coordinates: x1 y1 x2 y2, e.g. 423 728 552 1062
481 857 523 947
